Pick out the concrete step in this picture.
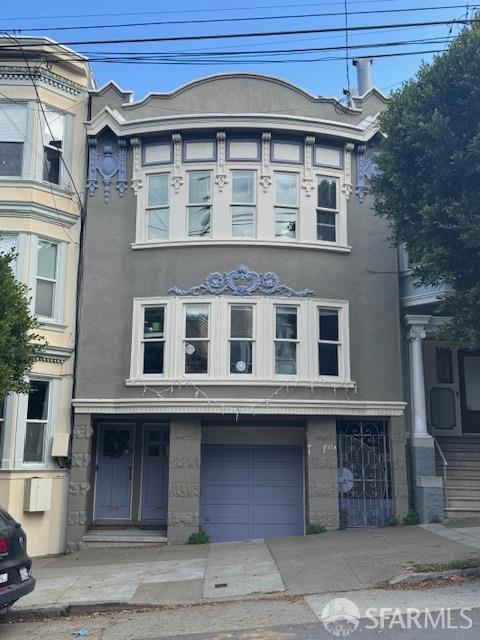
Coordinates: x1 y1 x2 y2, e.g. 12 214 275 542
444 507 480 519
447 497 480 510
448 484 480 493
83 529 167 547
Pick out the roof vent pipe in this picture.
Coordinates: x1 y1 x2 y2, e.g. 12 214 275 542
352 58 373 95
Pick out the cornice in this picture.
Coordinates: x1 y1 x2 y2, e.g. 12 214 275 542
0 200 79 229
0 65 85 97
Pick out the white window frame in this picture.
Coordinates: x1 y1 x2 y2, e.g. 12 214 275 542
274 171 300 240
183 302 211 377
227 302 256 377
40 108 66 187
129 297 350 385
29 234 67 327
142 304 167 376
145 172 170 242
0 101 29 180
187 170 213 238
230 169 257 238
316 175 339 244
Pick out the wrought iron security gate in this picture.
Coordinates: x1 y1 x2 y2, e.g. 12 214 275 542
337 420 393 527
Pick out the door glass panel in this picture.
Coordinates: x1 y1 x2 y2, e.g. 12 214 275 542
436 347 453 384
103 429 131 458
430 388 456 429
464 357 480 410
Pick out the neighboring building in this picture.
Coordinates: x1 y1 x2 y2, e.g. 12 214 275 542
67 64 409 549
400 246 480 523
0 37 93 556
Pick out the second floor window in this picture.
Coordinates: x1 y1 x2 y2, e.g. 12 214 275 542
275 306 298 374
35 240 58 319
275 173 298 239
318 309 339 376
185 304 210 374
317 176 338 242
24 381 49 464
229 305 254 374
143 306 165 374
231 171 256 237
147 174 169 240
42 110 64 185
188 171 212 237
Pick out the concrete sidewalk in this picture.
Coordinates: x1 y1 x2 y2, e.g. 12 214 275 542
13 524 480 615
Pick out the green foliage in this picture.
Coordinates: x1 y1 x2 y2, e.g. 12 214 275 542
387 516 401 527
306 523 326 535
371 19 480 348
402 510 420 526
186 527 210 544
0 248 44 398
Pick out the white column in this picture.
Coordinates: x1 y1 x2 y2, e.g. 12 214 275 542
405 315 431 437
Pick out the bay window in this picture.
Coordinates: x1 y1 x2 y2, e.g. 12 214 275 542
231 170 256 237
23 381 49 464
317 176 338 242
35 239 58 319
0 103 27 177
275 306 298 375
188 171 212 237
318 309 340 376
185 304 210 374
143 306 165 374
275 173 298 239
229 305 254 374
42 110 65 185
147 173 169 240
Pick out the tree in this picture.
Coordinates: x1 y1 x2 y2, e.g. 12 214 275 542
372 19 480 348
0 249 45 399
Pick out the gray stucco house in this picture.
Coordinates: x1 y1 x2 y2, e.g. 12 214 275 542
67 67 410 548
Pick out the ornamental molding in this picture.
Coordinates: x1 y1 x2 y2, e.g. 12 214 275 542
130 137 142 195
168 264 314 297
301 135 315 197
342 142 355 199
0 65 84 96
172 132 184 194
259 131 272 193
87 138 127 203
215 131 228 192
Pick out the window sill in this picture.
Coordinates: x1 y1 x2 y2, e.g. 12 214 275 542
37 319 67 332
0 177 73 196
126 377 356 388
132 239 352 253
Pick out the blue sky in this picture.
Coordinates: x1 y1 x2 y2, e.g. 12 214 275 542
1 0 470 100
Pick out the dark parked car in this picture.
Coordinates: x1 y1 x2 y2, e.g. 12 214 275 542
0 506 35 612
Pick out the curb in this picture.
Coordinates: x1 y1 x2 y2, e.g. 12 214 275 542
388 566 480 585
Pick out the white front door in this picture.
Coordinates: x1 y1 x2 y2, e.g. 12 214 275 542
424 341 462 437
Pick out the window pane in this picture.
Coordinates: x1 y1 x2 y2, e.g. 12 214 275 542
230 341 253 374
27 381 49 420
232 206 254 237
273 142 301 163
42 111 64 147
317 211 336 242
188 171 211 203
315 146 342 167
317 177 337 209
144 307 164 337
186 305 209 338
276 307 297 339
436 347 453 384
275 173 297 205
232 171 254 203
275 342 297 375
35 280 55 317
0 142 23 176
0 235 18 273
144 143 170 163
23 422 45 463
143 342 164 374
43 146 60 184
275 209 296 238
228 140 259 160
37 241 57 279
188 206 211 237
185 340 208 374
148 174 169 206
148 209 169 240
231 306 252 338
319 343 339 376
185 141 215 161
319 310 338 341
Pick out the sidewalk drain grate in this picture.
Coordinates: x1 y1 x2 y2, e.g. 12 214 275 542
215 583 228 588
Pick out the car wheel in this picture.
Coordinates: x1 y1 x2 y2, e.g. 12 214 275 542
0 601 17 615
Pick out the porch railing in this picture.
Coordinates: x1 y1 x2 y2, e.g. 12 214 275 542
434 437 448 508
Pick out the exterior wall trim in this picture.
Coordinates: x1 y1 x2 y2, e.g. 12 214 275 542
0 200 78 228
72 398 406 416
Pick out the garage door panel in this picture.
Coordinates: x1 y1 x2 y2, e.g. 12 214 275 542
252 484 300 502
203 445 250 464
207 524 252 542
202 465 250 482
253 467 300 483
252 523 302 538
252 447 302 464
252 503 302 524
203 483 250 501
203 503 250 523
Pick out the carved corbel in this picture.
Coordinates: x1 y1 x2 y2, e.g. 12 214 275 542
130 137 143 195
342 142 355 200
116 139 127 197
301 136 315 197
215 131 228 192
86 137 97 196
355 144 367 202
172 133 184 194
259 132 272 193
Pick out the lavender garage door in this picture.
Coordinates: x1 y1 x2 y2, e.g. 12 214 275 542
200 444 304 542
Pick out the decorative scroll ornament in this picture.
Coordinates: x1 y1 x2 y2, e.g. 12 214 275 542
130 137 143 195
168 264 314 297
356 143 379 203
259 132 272 193
301 136 315 197
342 142 355 200
215 131 228 192
87 138 127 203
172 133 184 194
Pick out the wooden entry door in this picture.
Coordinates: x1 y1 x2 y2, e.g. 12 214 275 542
459 351 480 434
141 424 169 521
